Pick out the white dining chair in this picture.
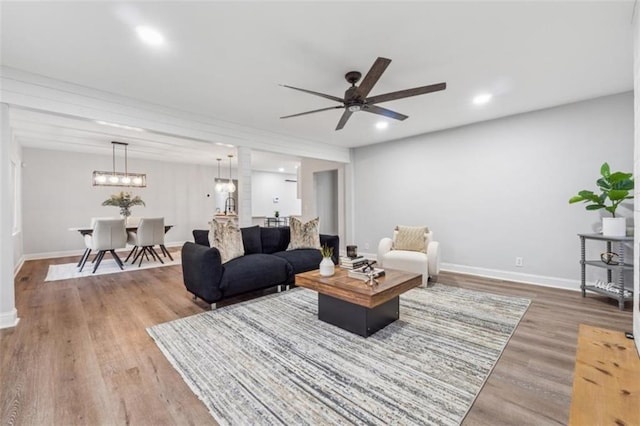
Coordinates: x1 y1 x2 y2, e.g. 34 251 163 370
79 218 127 273
129 217 167 267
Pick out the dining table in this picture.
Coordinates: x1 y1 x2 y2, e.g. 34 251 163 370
69 224 174 266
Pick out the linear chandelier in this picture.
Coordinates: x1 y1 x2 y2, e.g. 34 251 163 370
92 141 147 187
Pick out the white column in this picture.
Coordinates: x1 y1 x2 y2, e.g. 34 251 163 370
0 103 19 329
632 6 639 350
237 146 252 228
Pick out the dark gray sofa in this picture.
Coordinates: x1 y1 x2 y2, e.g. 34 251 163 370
182 226 339 304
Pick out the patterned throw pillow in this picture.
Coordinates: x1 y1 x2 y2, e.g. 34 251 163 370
393 225 428 253
287 217 321 250
210 220 245 263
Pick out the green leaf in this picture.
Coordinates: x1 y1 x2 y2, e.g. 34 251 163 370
608 189 629 201
604 206 616 215
586 204 605 210
577 190 600 203
608 172 631 184
600 162 610 178
568 196 585 203
596 178 611 190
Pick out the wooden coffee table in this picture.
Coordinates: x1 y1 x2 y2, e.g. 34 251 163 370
295 268 422 337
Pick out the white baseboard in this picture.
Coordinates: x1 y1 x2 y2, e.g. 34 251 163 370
14 256 25 277
0 309 19 329
439 263 580 292
357 251 580 292
22 241 186 261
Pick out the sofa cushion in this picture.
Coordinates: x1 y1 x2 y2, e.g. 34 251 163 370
287 217 321 250
210 220 245 263
241 225 262 255
393 225 428 253
261 227 290 254
220 254 292 297
273 249 323 274
193 229 210 247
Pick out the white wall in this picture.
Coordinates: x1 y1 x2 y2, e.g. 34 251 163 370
354 92 634 289
300 158 346 249
314 170 339 235
251 170 300 218
22 148 217 257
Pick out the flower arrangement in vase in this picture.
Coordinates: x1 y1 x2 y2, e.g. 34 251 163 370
102 191 145 218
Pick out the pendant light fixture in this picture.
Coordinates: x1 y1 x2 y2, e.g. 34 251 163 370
215 158 225 192
92 141 146 187
227 154 236 193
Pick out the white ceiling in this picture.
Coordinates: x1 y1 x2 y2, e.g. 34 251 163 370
0 1 635 166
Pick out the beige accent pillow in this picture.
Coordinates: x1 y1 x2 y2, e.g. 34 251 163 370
210 220 245 263
393 225 428 253
287 217 321 250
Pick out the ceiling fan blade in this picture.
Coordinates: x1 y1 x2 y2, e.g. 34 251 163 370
335 110 353 130
366 82 447 105
362 105 408 121
355 57 391 99
280 84 343 103
280 105 344 119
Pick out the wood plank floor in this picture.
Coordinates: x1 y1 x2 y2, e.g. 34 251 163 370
1 255 633 425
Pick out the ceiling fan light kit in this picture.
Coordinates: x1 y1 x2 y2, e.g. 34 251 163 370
281 57 446 130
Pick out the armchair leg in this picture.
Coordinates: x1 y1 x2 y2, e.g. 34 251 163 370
92 251 106 273
210 303 217 310
149 246 164 264
110 250 124 270
79 249 92 272
160 245 173 261
124 246 138 263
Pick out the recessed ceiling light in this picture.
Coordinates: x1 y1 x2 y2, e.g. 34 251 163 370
375 121 389 130
473 93 492 105
278 167 285 172
136 26 165 46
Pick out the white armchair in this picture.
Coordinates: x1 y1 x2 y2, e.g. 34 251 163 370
377 229 440 286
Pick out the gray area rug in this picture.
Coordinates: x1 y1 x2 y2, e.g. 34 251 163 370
148 285 530 425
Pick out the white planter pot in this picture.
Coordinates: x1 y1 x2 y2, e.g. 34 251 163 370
319 257 335 277
602 217 626 237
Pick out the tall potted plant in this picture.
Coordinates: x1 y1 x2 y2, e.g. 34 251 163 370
569 162 634 236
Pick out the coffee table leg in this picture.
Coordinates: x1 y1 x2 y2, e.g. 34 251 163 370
318 294 399 337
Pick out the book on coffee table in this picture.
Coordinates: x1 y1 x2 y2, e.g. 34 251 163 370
340 256 368 269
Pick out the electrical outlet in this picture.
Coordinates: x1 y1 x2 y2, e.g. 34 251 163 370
364 242 370 250
515 257 523 267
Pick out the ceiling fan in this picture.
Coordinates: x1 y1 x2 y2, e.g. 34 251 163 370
280 57 446 131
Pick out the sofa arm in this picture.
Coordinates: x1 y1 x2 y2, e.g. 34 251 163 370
377 237 393 267
427 240 440 278
192 229 210 247
320 234 340 264
181 242 224 303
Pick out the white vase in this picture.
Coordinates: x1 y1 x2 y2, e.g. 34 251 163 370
319 257 335 277
602 217 626 237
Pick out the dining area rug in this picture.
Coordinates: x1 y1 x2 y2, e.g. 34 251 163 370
147 285 530 425
45 253 181 282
